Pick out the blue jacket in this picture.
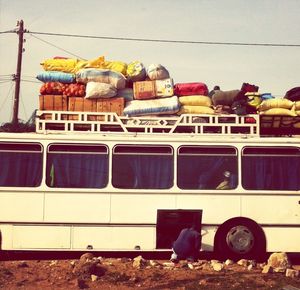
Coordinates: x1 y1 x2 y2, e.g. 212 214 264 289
173 228 201 259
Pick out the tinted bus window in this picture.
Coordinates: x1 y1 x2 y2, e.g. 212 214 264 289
177 146 238 190
0 142 43 187
46 144 108 188
242 146 300 190
112 145 173 189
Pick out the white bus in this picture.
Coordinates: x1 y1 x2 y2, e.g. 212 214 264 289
0 111 299 260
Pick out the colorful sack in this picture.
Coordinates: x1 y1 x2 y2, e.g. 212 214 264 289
178 95 212 107
41 58 79 73
212 90 240 106
117 88 134 102
40 82 67 95
258 99 295 111
85 82 117 99
261 93 274 100
123 95 180 117
174 82 208 96
63 83 86 97
76 69 126 89
37 71 75 83
260 108 297 117
103 60 127 76
146 64 170 80
127 61 146 82
177 105 215 115
245 92 262 108
240 82 259 93
284 87 300 102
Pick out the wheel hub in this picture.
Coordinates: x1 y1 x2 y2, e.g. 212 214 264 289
226 225 254 254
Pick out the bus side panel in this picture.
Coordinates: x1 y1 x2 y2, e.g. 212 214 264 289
12 225 71 249
44 193 111 223
0 224 13 250
0 192 44 222
72 226 156 250
176 194 241 224
110 194 176 223
263 227 300 252
241 196 300 224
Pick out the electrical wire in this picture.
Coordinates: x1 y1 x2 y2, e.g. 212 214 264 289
0 29 16 34
0 81 14 114
21 79 40 84
19 90 28 120
28 30 300 48
29 33 86 59
0 80 12 84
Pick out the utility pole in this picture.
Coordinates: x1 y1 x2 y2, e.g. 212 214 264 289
12 20 25 124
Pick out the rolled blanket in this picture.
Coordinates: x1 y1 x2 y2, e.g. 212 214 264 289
123 95 180 117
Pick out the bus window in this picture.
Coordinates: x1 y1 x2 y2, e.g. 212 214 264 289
112 145 173 189
177 146 238 190
46 144 108 188
0 142 43 187
242 146 300 190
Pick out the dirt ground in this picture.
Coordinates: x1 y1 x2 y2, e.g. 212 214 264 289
0 252 300 290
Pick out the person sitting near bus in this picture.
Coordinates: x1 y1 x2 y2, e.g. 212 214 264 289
170 225 201 263
216 170 232 190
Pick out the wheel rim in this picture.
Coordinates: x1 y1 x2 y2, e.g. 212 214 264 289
226 225 254 254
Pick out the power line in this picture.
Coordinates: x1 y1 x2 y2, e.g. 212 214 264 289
27 30 300 48
0 29 15 34
0 82 14 115
29 33 86 59
21 79 40 84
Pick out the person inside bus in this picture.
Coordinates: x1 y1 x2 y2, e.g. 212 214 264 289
216 170 232 190
170 225 201 263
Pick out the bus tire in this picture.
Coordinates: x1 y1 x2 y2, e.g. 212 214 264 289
214 217 266 261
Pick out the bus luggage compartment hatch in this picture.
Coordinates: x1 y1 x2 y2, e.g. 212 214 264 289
156 209 203 249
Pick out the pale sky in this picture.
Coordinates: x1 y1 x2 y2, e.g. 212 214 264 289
1 0 300 123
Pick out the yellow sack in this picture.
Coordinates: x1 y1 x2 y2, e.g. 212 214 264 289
178 105 215 115
259 108 297 117
295 101 300 110
41 58 79 73
245 92 262 108
79 56 127 75
84 56 105 68
104 60 127 76
258 98 294 111
179 95 212 107
127 61 146 81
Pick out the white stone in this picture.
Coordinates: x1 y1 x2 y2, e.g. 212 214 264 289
267 252 291 272
212 262 224 272
237 259 248 267
188 263 194 269
225 259 234 266
91 274 98 282
285 268 299 278
133 255 146 268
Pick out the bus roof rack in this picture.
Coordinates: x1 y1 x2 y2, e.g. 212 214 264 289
36 110 260 136
260 115 300 136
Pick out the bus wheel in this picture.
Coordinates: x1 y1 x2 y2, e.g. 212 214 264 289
214 218 266 261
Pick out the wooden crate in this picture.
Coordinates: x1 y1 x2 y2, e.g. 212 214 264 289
68 97 97 120
39 95 68 119
97 97 124 116
68 97 124 120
